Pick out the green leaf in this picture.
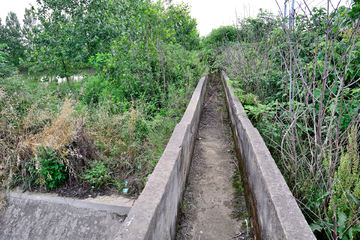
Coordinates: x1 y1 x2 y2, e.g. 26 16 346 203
310 223 323 232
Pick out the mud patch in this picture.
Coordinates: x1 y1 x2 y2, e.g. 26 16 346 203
176 74 253 240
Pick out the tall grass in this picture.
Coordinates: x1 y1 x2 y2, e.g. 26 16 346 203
0 70 201 195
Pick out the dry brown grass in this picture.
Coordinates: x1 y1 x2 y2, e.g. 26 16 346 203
20 98 77 153
0 92 93 188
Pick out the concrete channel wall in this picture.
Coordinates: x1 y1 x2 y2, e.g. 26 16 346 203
115 76 208 240
220 71 316 240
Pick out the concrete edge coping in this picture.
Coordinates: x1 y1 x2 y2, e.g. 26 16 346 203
221 71 316 239
7 189 134 215
180 75 207 125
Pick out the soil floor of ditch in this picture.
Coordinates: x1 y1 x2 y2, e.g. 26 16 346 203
176 74 253 240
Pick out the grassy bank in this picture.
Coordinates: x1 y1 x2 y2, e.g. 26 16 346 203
0 60 205 196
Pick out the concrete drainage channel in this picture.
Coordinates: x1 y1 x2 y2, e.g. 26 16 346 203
0 73 316 240
116 72 316 239
176 73 251 239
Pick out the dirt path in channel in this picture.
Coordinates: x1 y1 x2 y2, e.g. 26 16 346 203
176 74 253 240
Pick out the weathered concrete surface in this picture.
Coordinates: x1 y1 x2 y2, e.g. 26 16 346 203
0 196 126 240
221 71 316 240
115 76 208 240
177 73 249 239
8 189 134 215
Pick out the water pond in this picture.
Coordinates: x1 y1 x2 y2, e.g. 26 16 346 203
20 70 92 86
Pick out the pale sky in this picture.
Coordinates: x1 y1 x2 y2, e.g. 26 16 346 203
0 0 281 36
0 0 38 23
0 0 350 36
171 0 280 36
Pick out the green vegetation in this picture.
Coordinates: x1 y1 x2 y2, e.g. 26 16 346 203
203 2 360 240
83 160 112 188
0 0 205 196
27 147 67 190
0 43 17 77
2 0 358 238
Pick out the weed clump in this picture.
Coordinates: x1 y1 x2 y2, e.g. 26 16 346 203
27 147 67 190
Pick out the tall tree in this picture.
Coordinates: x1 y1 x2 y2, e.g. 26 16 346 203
0 18 4 43
22 8 37 48
3 12 25 66
27 0 125 78
67 0 121 75
104 0 202 104
166 3 200 51
27 7 81 81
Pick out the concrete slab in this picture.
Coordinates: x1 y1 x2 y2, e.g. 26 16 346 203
0 190 134 240
8 189 134 215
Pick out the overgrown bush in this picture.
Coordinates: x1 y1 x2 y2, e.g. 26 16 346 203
28 147 67 190
83 161 112 188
